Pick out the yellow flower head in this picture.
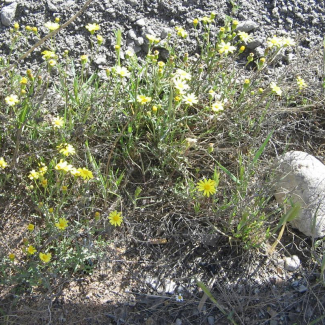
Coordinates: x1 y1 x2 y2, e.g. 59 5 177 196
270 82 282 96
29 169 40 180
27 223 35 231
58 143 76 156
41 50 57 60
197 178 217 197
146 34 160 44
200 16 213 24
55 159 73 172
27 245 36 255
97 34 103 45
52 116 64 128
77 168 93 180
14 22 19 30
267 35 282 48
20 77 28 85
85 23 100 34
115 66 131 78
175 26 188 38
44 21 60 31
182 93 198 106
108 210 123 227
137 95 152 105
218 41 236 55
211 101 224 113
39 252 51 263
237 31 252 43
174 68 191 81
80 55 88 64
5 94 19 106
0 157 8 169
297 76 307 90
48 59 57 67
173 77 189 94
55 217 68 230
9 253 15 261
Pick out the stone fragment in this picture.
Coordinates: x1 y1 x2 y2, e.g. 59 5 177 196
135 18 146 27
274 151 325 237
284 255 300 272
47 0 58 12
207 316 215 325
236 20 258 32
164 279 177 294
1 2 17 27
175 319 182 325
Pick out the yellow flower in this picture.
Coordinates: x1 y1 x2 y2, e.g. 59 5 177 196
175 26 188 38
200 16 213 24
44 21 60 31
58 143 76 156
193 18 199 27
20 77 28 85
218 41 236 55
174 69 191 81
237 31 252 43
32 26 38 34
0 157 8 169
158 61 165 67
52 116 64 128
39 252 51 263
94 211 101 220
27 245 36 255
197 178 217 197
42 50 57 60
5 94 19 106
281 37 295 47
152 105 158 112
9 253 15 261
38 164 47 176
297 76 307 90
27 223 34 231
55 17 60 23
115 66 131 78
108 210 123 227
267 35 282 48
61 185 68 192
55 160 73 172
48 207 54 213
173 77 189 94
244 79 250 85
80 55 88 64
70 167 81 177
270 82 282 96
146 34 160 43
55 217 68 230
29 169 40 180
182 93 198 106
97 34 103 45
41 179 48 187
14 22 19 30
77 168 93 180
85 23 100 34
211 101 224 113
48 59 57 67
137 95 152 104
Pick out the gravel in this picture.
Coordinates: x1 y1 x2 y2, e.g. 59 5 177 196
0 0 324 68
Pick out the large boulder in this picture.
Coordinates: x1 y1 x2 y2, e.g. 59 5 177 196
274 151 325 238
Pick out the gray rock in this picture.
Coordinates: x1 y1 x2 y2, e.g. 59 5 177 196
145 276 160 290
246 39 263 50
164 279 177 294
47 0 58 12
135 18 146 27
161 27 172 39
236 20 259 32
135 37 144 46
1 2 17 27
126 0 138 5
274 151 325 237
94 55 106 65
284 255 301 272
175 319 182 325
127 29 137 40
297 284 308 293
208 316 215 325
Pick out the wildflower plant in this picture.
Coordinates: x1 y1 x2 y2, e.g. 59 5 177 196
0 11 322 299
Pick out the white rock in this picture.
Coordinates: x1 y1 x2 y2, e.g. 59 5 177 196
284 255 300 271
135 18 146 27
1 2 17 27
274 151 325 237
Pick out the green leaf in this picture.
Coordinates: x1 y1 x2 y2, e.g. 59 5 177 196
252 130 274 165
216 161 240 184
